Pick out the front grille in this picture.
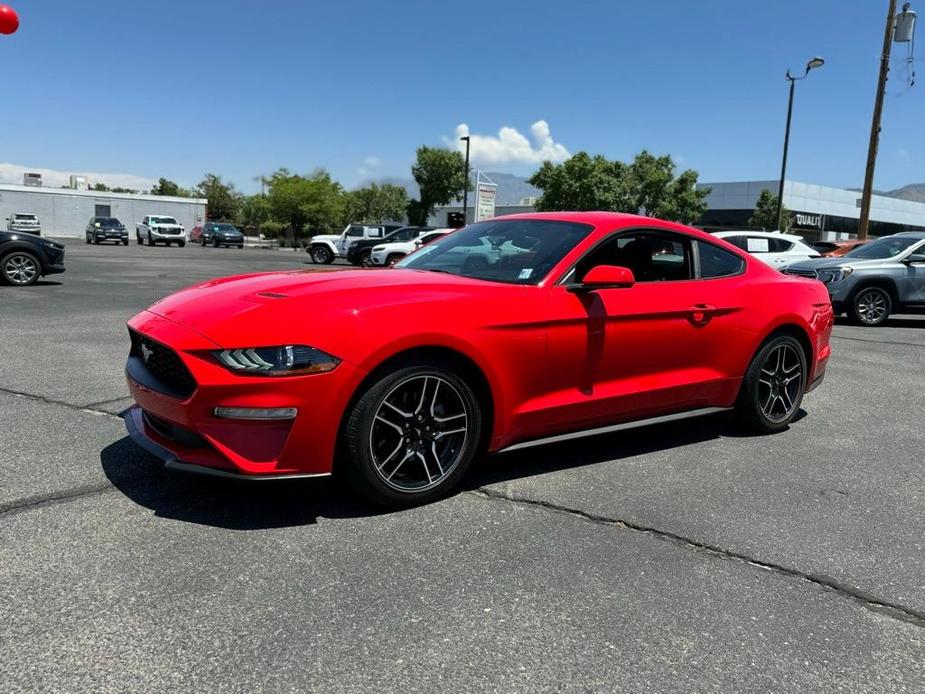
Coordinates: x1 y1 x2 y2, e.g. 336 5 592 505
785 268 817 279
129 329 196 398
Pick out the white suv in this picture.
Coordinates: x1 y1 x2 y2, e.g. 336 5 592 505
713 230 820 270
370 229 452 266
6 213 41 235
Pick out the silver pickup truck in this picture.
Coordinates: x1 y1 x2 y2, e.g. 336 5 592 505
785 231 925 326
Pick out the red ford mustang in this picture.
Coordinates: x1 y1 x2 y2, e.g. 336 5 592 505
124 212 833 506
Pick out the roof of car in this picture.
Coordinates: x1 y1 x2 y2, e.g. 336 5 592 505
713 230 805 242
892 231 925 239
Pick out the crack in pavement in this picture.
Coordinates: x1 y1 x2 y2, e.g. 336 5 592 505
84 394 133 408
0 482 117 518
470 487 925 629
0 385 122 420
831 335 924 348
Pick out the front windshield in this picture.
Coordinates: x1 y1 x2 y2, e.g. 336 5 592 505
211 223 238 232
97 218 121 227
152 216 178 225
844 236 920 259
396 219 593 285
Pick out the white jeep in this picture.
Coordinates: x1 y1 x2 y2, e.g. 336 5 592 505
308 223 403 264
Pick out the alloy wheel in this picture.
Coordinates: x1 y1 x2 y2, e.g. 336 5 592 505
369 375 469 492
855 288 889 325
757 343 803 423
3 253 39 285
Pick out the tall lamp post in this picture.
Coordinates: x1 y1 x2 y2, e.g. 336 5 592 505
460 136 471 224
777 56 825 231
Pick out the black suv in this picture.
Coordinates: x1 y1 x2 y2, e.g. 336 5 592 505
0 230 66 285
85 217 129 245
346 226 434 266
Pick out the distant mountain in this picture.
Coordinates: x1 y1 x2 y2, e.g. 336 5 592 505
356 172 539 207
881 183 925 203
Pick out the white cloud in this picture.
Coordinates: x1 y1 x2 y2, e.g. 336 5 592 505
449 120 570 166
0 162 156 191
358 155 383 177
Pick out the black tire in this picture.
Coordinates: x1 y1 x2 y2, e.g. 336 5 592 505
1 250 42 286
93 237 100 245
736 334 807 433
358 250 373 267
136 234 143 245
178 240 186 248
310 245 334 264
213 237 220 248
237 244 244 249
147 232 155 247
849 286 892 327
122 239 129 246
85 235 91 244
339 362 483 507
387 253 405 267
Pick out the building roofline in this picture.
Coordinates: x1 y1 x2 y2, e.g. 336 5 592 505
0 182 207 204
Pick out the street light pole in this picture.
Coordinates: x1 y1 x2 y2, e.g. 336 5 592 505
461 136 470 225
857 0 898 240
777 57 824 231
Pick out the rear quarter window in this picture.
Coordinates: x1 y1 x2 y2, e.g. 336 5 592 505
698 241 745 278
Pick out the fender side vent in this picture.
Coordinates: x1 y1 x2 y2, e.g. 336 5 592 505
256 291 288 299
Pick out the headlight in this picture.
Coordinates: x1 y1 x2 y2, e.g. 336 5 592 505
816 267 853 284
372 246 385 252
214 345 340 375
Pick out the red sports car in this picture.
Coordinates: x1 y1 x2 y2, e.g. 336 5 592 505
124 212 833 506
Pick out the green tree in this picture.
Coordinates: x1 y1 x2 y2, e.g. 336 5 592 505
529 152 632 211
150 178 190 197
238 193 271 233
91 182 110 192
529 150 709 224
407 147 468 225
196 173 241 221
345 183 408 224
748 189 791 232
267 169 346 243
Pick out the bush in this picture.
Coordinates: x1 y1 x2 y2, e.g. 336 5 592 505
258 221 287 239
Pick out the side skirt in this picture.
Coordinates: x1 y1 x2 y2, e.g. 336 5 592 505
497 407 732 455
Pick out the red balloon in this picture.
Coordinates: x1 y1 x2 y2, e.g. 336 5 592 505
0 4 19 35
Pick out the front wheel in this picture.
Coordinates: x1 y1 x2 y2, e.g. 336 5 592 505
310 245 334 264
1 251 41 286
850 286 891 327
736 335 806 433
358 250 373 268
387 253 405 267
146 232 155 247
178 240 186 248
339 364 482 507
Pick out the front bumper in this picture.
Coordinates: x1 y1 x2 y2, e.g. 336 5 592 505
150 229 185 240
370 251 387 265
124 311 366 477
95 230 128 241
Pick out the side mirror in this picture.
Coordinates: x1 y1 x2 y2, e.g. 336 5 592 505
566 265 636 293
903 253 925 265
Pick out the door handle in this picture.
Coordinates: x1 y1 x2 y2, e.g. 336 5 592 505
688 304 717 323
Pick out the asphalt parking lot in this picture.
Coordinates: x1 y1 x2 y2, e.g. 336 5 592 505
2 240 924 692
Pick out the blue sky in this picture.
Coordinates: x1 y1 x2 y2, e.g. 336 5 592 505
0 0 922 193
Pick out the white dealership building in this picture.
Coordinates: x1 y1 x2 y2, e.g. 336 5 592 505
697 180 925 240
0 183 207 238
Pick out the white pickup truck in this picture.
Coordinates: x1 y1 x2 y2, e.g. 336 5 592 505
136 215 186 247
308 223 404 264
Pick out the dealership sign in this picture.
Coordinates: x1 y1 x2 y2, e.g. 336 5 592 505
474 172 497 223
794 213 822 228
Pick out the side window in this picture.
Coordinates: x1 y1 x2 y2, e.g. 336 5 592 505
576 230 694 283
698 241 745 279
767 238 795 253
723 235 749 251
346 226 364 237
370 227 383 238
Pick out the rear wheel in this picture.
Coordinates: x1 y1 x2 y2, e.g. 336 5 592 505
850 286 891 327
1 251 41 286
736 335 806 433
310 245 334 264
339 363 482 507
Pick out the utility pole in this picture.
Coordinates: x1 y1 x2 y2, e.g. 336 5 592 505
858 0 898 240
460 136 471 224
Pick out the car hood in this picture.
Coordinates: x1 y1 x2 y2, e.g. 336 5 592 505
144 268 525 356
786 256 886 271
